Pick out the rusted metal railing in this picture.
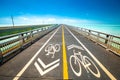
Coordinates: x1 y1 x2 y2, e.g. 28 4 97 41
0 24 59 63
73 27 120 56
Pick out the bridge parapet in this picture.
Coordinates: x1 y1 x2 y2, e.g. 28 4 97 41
72 27 120 56
0 24 59 63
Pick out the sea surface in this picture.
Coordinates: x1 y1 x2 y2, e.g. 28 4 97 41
79 25 120 37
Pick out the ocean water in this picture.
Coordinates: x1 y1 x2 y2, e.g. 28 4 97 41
79 25 120 37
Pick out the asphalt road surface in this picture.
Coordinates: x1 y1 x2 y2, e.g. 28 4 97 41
0 25 120 80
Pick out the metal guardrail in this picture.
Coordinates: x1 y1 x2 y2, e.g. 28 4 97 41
0 24 59 63
73 27 120 56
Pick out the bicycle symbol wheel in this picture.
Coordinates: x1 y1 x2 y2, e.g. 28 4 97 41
84 56 100 78
70 55 101 78
45 44 60 58
45 44 53 52
54 44 60 52
70 55 82 76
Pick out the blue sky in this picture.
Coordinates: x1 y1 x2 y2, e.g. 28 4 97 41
0 0 120 26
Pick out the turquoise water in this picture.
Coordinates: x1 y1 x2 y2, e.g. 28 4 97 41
78 25 120 36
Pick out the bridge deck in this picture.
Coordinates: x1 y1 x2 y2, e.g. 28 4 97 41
0 25 120 80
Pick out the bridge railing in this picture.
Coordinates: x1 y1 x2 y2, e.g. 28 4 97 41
73 27 120 56
0 24 59 63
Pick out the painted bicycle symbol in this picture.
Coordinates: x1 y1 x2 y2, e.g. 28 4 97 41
70 50 101 78
67 44 100 78
45 44 60 58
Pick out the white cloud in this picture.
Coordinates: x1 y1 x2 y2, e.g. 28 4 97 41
0 15 100 27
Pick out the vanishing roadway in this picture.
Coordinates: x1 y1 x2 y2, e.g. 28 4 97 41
0 25 120 80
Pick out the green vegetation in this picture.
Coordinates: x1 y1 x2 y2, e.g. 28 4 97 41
0 24 52 37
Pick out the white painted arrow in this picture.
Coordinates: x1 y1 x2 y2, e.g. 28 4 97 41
67 44 84 50
34 58 60 76
37 58 60 69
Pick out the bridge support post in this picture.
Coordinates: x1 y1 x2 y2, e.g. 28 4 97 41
88 30 91 36
21 34 25 45
30 31 33 43
41 27 44 31
97 33 100 42
105 35 109 44
0 49 3 63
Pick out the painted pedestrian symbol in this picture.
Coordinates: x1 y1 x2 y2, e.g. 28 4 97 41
45 44 60 58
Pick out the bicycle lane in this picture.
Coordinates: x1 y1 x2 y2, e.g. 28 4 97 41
64 26 117 80
12 26 63 80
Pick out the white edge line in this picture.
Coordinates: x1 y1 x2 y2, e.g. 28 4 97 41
65 26 117 80
13 27 60 80
34 62 59 76
37 58 60 69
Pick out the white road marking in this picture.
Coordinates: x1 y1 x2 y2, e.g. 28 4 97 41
13 27 60 80
34 58 60 76
34 62 59 76
37 58 60 69
69 50 100 78
65 27 117 80
45 44 60 58
67 44 84 50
